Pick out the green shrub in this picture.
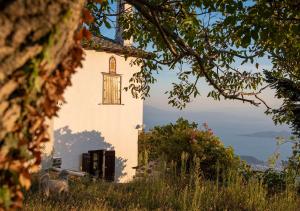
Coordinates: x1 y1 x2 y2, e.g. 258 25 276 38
260 169 287 194
139 118 242 180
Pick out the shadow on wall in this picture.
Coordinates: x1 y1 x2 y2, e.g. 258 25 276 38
41 154 53 170
54 126 127 182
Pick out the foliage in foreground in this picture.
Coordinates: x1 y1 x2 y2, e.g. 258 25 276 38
24 167 299 211
0 1 86 209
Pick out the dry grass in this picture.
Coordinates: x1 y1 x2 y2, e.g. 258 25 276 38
24 169 300 211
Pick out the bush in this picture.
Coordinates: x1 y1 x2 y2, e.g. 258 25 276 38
139 118 242 180
261 169 287 194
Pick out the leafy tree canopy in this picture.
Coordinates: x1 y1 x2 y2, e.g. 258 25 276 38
86 0 299 133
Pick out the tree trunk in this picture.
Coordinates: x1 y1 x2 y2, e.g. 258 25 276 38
0 0 84 209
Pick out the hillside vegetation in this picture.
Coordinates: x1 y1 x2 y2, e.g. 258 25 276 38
25 168 299 211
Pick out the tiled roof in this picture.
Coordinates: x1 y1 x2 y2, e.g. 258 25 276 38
82 36 153 59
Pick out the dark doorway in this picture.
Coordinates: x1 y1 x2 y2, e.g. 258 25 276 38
82 150 115 182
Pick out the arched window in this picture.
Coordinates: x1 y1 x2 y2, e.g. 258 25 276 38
109 56 116 74
103 56 121 104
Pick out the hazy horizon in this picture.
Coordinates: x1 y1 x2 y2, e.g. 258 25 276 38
143 67 293 162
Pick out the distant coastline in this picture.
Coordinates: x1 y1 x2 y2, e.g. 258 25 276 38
239 155 283 171
239 130 291 139
240 155 265 165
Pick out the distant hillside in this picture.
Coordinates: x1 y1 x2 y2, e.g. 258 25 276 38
240 155 265 165
239 155 283 171
143 105 252 131
240 131 291 139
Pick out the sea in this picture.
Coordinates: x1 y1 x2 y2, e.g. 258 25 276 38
144 105 294 163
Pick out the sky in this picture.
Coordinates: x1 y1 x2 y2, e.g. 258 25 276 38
141 63 294 162
142 67 294 161
144 60 280 113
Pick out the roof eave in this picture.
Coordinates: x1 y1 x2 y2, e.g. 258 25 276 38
81 36 154 59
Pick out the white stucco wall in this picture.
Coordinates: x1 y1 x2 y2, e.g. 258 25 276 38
52 50 143 182
40 118 54 170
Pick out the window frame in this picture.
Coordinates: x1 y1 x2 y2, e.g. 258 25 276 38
102 72 122 105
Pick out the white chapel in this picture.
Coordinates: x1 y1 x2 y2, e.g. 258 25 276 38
43 2 147 182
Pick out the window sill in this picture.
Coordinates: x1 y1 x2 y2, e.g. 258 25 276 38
101 72 123 76
98 103 125 106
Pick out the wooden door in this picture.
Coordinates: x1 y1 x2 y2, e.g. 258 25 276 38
104 150 115 182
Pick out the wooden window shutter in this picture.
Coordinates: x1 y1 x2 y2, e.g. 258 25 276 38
104 150 115 182
103 74 121 104
82 153 90 172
